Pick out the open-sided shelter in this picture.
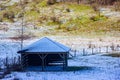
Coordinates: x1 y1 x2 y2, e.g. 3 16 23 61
17 37 70 71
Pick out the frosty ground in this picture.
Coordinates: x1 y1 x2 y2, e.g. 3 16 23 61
0 38 120 80
2 54 120 80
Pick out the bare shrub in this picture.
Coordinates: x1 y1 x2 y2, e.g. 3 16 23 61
99 38 103 42
9 34 35 41
4 11 14 19
17 12 24 18
31 0 41 3
37 16 47 23
0 4 6 11
66 24 78 31
90 16 96 21
0 16 3 22
110 43 115 51
66 8 71 12
51 16 59 22
91 3 99 12
47 0 56 5
2 10 15 22
114 1 120 11
88 41 95 48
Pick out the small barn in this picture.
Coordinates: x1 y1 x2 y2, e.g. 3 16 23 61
17 37 70 71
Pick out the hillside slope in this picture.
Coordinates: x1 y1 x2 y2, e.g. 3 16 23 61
0 0 120 37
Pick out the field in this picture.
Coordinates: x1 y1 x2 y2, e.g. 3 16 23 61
0 37 120 80
0 0 120 80
2 52 120 80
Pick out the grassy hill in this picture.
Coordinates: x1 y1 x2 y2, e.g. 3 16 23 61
0 0 120 37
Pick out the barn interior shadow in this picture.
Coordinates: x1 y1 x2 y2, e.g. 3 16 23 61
22 54 67 71
23 66 94 72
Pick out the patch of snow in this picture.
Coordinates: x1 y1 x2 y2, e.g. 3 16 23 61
100 8 120 18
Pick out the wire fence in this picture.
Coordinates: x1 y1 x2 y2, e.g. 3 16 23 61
0 42 120 78
0 45 120 70
70 45 120 57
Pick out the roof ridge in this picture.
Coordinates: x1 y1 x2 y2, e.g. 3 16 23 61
45 37 68 51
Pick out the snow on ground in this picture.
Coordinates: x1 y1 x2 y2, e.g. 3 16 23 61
100 8 120 20
0 39 21 69
2 54 120 80
0 38 120 80
0 42 20 58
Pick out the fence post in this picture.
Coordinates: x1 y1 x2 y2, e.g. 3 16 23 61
17 56 21 70
83 49 85 56
6 57 8 68
117 44 120 51
18 56 21 65
99 47 101 53
14 57 16 66
106 46 109 53
74 50 77 57
6 57 9 69
92 48 94 55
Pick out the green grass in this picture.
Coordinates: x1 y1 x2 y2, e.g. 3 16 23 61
36 0 47 7
68 4 92 12
25 10 39 21
47 21 60 26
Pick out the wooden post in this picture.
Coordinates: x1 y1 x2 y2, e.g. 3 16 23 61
38 54 47 71
21 54 23 70
21 54 24 70
63 54 65 70
74 50 77 57
99 47 101 53
65 53 68 70
25 55 28 68
18 56 20 65
6 57 8 68
58 53 65 70
13 57 16 67
106 46 109 53
63 53 68 70
92 48 94 55
83 49 85 56
41 54 44 71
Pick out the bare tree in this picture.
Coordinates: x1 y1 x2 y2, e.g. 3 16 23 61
19 0 26 49
77 0 81 4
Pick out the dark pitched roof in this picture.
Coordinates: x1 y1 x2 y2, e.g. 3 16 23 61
18 37 70 53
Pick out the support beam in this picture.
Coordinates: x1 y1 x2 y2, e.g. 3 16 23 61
21 54 23 70
63 54 65 70
65 53 68 70
20 53 68 71
21 54 29 70
38 54 48 71
58 53 68 70
42 54 44 71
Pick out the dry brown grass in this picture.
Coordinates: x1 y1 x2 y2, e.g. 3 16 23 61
103 53 120 57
